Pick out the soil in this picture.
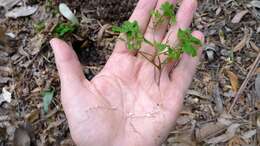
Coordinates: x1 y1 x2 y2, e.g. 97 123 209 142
0 0 259 146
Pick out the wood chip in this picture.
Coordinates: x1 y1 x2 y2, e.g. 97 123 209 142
231 10 248 23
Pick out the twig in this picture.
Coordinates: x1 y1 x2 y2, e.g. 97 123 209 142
228 52 260 113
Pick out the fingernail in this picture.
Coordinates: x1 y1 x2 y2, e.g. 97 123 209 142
50 38 57 49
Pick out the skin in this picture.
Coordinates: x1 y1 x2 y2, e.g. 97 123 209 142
50 0 204 146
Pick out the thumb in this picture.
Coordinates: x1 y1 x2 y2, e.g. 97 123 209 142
50 38 86 87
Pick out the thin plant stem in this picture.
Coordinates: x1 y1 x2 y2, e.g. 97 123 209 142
144 38 154 46
139 52 160 69
139 51 153 57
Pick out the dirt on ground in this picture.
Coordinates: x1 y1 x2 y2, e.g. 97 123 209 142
0 0 260 146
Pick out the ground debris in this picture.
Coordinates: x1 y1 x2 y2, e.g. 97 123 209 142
195 117 232 142
13 127 31 146
5 5 38 18
233 28 252 52
206 123 240 144
0 0 258 145
256 74 260 99
231 10 249 24
0 87 11 105
0 0 21 10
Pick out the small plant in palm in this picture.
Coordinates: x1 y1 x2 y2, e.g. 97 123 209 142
113 2 202 70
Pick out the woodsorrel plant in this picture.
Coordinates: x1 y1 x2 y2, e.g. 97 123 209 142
112 2 202 70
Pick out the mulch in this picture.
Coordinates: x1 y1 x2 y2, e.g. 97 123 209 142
0 0 259 145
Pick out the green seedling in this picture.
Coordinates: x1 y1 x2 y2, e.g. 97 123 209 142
112 21 144 50
177 29 202 57
112 2 202 71
52 3 79 38
151 1 176 27
53 22 76 37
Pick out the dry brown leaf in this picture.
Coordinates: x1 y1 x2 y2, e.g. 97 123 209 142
97 24 111 43
5 5 38 18
231 10 248 23
195 118 231 141
215 7 222 16
226 70 239 93
25 110 39 123
0 0 21 10
26 34 46 55
233 29 251 52
206 124 240 144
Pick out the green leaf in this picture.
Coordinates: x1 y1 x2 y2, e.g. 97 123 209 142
160 2 174 17
170 15 176 25
154 42 168 52
151 10 164 25
178 29 191 42
168 48 181 60
42 88 55 113
177 29 201 57
127 43 134 50
112 21 143 51
190 35 202 45
53 23 76 37
151 10 161 18
182 42 197 57
112 26 123 33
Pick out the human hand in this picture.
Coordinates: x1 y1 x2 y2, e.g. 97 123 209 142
50 0 204 146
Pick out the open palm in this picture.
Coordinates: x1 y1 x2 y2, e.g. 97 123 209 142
50 0 203 146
